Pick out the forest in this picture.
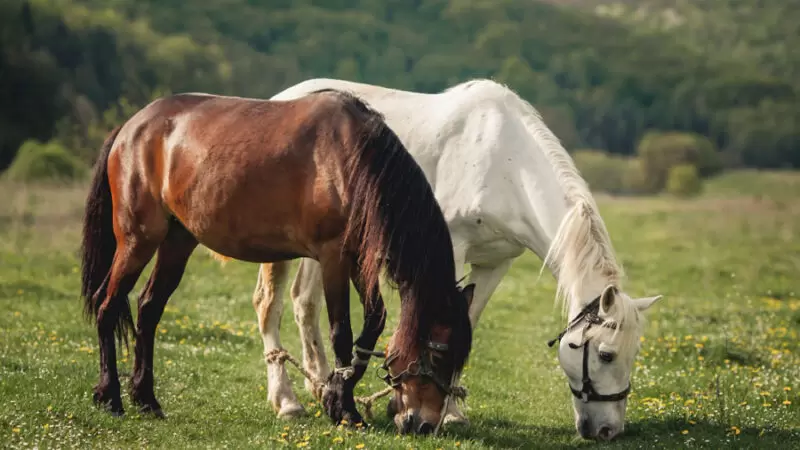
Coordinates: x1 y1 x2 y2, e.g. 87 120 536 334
2 0 798 175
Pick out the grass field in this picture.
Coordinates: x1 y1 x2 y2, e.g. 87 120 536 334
1 170 798 449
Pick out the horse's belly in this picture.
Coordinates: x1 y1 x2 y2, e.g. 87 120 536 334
465 239 524 265
449 216 525 265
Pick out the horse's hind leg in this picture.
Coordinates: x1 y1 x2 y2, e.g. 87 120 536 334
130 222 197 417
253 261 305 418
93 228 163 415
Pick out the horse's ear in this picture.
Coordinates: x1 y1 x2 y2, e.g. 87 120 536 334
461 283 476 308
632 295 663 311
599 285 617 315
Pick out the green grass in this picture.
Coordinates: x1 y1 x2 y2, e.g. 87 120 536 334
1 171 799 449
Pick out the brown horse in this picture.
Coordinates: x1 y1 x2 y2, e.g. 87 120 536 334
79 89 474 434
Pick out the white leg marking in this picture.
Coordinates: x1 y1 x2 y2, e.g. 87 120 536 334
291 258 331 398
254 262 305 418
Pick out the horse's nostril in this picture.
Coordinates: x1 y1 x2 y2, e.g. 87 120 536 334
578 419 593 439
399 414 415 435
598 426 613 440
417 422 434 435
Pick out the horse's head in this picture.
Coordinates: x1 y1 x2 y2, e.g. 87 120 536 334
382 283 474 435
550 285 662 441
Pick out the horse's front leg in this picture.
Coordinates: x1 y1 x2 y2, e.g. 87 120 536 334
319 251 363 426
349 262 387 389
442 258 514 427
290 258 331 400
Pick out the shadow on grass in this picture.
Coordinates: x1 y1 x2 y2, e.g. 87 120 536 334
354 414 800 449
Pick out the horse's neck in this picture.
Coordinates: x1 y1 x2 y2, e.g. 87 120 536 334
498 108 616 318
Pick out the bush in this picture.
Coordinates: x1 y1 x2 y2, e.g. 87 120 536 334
572 149 647 195
5 139 88 182
636 131 722 192
666 164 703 197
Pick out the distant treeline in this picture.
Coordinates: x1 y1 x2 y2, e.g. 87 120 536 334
2 0 798 172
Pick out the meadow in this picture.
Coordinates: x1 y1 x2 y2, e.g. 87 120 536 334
1 170 798 449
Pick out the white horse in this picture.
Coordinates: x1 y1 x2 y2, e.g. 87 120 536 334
213 78 663 440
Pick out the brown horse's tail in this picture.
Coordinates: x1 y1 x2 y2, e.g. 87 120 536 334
80 125 133 349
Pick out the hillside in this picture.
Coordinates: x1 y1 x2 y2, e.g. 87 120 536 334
2 0 798 171
540 0 800 86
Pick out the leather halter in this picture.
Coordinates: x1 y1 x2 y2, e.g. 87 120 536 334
377 341 455 396
548 295 632 403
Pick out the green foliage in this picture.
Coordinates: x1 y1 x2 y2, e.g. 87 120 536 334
573 149 638 194
666 164 703 198
1 0 799 174
5 139 88 182
637 131 722 193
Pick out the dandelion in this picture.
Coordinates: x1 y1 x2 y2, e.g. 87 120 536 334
455 442 461 447
315 410 322 418
681 430 689 435
784 387 792 391
12 427 20 433
332 436 344 444
783 400 792 405
355 444 365 449
759 391 770 396
695 343 704 349
296 443 308 448
730 426 741 435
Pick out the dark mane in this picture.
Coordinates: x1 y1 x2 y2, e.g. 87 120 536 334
319 89 472 374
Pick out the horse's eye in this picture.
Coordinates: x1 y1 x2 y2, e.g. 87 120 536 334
598 351 615 363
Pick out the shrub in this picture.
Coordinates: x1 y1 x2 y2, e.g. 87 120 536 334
573 149 647 195
5 139 88 182
666 164 703 197
636 131 722 192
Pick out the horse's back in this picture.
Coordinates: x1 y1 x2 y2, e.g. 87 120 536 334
107 91 368 262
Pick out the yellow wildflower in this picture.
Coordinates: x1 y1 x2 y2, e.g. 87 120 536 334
681 430 689 435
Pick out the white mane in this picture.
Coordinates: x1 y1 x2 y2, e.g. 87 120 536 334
445 80 637 344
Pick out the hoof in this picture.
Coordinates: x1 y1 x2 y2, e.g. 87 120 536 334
277 403 307 419
93 388 124 416
138 404 166 419
322 372 363 427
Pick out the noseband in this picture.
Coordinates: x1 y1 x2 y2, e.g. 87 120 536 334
376 341 455 396
548 296 631 403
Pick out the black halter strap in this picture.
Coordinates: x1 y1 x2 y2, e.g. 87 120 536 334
377 341 455 396
548 295 631 403
570 341 631 403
